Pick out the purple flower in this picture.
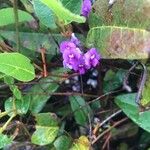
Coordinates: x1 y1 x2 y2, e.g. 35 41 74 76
60 41 76 53
74 56 87 74
70 33 80 46
84 48 100 69
81 0 92 17
63 48 82 69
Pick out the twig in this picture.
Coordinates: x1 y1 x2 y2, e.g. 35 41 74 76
102 133 111 150
99 110 122 127
92 117 128 145
136 63 147 104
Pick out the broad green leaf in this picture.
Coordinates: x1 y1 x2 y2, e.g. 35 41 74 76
70 136 90 150
69 96 92 126
0 53 35 81
5 96 30 116
90 0 150 29
33 0 56 29
28 68 67 113
0 8 34 27
40 0 86 24
115 93 150 133
86 26 150 59
0 31 85 60
61 0 82 15
54 135 72 150
31 113 59 146
0 133 12 149
103 69 126 93
31 126 59 145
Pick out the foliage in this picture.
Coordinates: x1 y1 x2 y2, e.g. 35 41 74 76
0 0 150 149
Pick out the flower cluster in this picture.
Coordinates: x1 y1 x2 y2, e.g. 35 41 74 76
81 0 92 17
59 34 100 74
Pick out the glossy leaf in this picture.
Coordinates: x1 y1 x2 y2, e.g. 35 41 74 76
33 0 56 29
70 136 90 150
0 133 12 149
69 96 92 126
0 8 34 27
86 26 150 59
28 68 67 113
0 53 35 81
91 0 150 29
31 126 59 145
40 0 86 24
54 135 72 150
115 93 150 133
5 96 30 116
31 113 59 146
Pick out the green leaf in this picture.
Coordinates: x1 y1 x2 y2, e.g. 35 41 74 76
5 96 30 116
70 136 90 150
40 0 86 24
103 69 126 93
115 93 150 133
35 113 58 126
31 126 59 146
54 135 72 150
86 26 150 59
28 68 67 113
0 53 35 82
0 133 12 149
69 96 92 126
61 0 82 15
91 0 150 29
140 71 150 107
31 113 59 146
0 8 34 27
33 0 56 29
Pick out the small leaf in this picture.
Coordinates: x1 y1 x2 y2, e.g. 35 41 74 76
31 126 59 146
0 133 12 149
33 0 56 29
0 8 34 27
40 0 86 24
115 93 150 133
70 136 90 150
86 26 150 59
54 135 72 150
5 96 30 116
35 113 58 126
31 113 59 146
0 53 35 82
103 69 126 93
69 96 92 126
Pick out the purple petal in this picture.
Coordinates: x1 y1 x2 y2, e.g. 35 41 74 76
60 41 76 53
81 0 92 17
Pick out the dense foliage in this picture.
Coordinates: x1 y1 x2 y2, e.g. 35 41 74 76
0 0 150 149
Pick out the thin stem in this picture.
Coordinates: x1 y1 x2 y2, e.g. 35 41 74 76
13 0 20 52
0 115 15 133
92 117 128 145
136 63 147 104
